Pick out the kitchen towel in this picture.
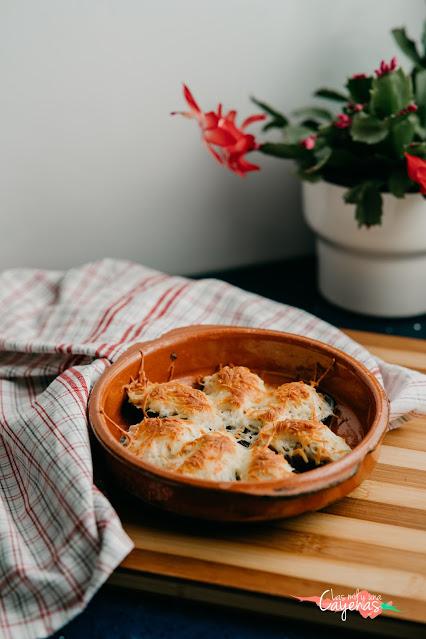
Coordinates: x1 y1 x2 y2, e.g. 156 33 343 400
0 258 425 639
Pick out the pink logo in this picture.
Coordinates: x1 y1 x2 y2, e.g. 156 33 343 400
295 589 400 621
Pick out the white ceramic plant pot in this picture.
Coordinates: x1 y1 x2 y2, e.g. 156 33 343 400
302 181 426 317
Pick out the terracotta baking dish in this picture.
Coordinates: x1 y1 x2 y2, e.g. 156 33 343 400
88 325 389 521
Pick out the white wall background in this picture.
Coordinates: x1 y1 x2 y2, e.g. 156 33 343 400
0 0 423 274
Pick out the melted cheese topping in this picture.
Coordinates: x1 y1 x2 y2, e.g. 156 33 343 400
124 365 350 482
127 380 218 428
203 366 265 411
241 446 293 481
127 417 205 469
255 419 351 464
174 432 245 481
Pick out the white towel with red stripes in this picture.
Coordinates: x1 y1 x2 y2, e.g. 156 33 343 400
0 258 425 639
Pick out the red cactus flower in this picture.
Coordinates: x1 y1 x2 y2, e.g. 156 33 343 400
172 84 265 176
300 134 317 150
375 57 398 77
352 73 367 80
334 113 352 129
405 153 426 194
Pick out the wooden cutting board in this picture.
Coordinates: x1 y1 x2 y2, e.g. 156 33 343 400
109 330 426 636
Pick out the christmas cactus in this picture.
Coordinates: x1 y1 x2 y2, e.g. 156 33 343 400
174 22 426 228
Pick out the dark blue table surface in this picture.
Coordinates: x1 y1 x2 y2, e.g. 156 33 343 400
50 256 425 639
198 256 425 339
50 587 382 639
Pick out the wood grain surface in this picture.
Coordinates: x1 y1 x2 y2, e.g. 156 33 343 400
109 330 426 631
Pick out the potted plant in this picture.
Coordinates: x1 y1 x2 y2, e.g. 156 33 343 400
173 24 426 318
